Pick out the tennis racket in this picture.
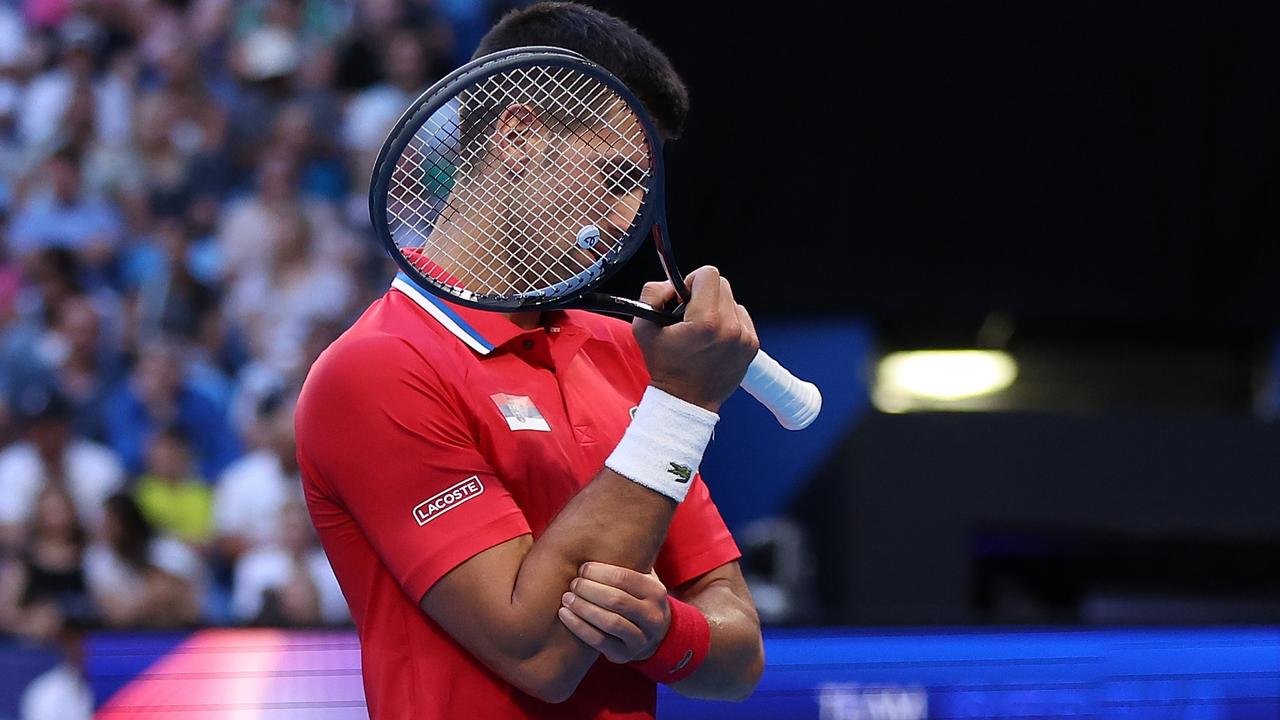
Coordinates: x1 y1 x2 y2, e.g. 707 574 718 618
369 46 821 430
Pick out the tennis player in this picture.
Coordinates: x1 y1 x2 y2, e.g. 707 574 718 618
295 4 765 718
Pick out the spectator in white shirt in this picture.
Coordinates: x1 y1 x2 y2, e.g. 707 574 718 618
0 388 124 548
341 29 433 198
223 207 353 374
215 148 356 284
17 17 132 152
84 493 203 628
20 623 92 720
213 393 300 558
232 500 348 625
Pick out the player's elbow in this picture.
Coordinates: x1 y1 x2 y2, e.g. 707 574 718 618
676 629 765 702
522 676 577 705
728 637 766 702
508 656 585 704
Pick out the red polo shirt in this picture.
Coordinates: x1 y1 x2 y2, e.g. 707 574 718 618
295 273 740 720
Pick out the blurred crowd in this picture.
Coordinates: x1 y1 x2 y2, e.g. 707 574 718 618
0 0 514 642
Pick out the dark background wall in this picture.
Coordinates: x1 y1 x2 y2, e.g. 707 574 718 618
587 0 1280 624
795 412 1280 624
594 1 1280 341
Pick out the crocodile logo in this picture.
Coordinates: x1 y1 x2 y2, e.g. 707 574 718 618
666 462 693 483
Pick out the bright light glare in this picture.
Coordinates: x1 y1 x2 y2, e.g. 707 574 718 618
875 350 1017 408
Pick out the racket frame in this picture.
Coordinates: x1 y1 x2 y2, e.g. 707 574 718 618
370 47 823 430
369 47 680 323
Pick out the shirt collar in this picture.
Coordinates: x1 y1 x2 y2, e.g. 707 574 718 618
392 272 605 356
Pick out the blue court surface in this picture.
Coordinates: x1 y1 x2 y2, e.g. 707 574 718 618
5 626 1279 719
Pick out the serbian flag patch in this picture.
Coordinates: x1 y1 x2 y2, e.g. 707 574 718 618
490 393 552 432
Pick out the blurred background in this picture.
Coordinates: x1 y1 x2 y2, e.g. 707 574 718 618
0 0 1278 718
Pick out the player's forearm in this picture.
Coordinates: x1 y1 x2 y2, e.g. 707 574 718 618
504 468 677 698
671 574 765 701
423 386 720 702
502 386 720 696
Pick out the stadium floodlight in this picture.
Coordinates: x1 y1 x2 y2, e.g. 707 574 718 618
874 350 1017 412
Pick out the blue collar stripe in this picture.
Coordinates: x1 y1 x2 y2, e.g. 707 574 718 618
392 273 495 354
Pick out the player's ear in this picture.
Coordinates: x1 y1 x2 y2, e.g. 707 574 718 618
494 104 538 175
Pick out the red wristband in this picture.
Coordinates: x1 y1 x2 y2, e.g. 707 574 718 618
629 596 710 684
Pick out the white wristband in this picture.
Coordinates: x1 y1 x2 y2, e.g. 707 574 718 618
606 386 719 503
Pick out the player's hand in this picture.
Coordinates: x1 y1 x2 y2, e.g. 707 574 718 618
557 562 672 664
633 266 760 412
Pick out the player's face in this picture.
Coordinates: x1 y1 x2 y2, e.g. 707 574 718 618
497 100 650 289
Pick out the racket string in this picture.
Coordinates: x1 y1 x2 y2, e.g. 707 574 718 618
387 166 493 284
398 134 590 294
399 136 600 294
386 62 654 300
407 68 644 287
449 66 636 288
393 92 554 293
392 142 576 296
392 131 533 290
395 138 612 296
483 82 650 289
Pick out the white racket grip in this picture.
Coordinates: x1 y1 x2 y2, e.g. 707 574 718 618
740 349 822 430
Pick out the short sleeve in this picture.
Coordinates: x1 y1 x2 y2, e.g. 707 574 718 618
295 334 531 602
655 473 741 588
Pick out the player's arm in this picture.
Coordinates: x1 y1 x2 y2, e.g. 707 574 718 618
420 268 758 703
422 474 673 703
670 561 764 700
556 560 764 701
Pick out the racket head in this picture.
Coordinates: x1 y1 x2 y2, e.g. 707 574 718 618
369 47 667 312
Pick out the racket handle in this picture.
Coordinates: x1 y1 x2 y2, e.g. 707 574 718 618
740 350 822 430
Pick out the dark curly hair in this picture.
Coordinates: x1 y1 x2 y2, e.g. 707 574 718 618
473 2 690 140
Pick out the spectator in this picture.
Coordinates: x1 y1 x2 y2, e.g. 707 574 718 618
0 488 93 641
332 0 451 92
231 500 347 625
229 318 342 441
291 47 347 203
0 0 507 636
212 393 299 558
127 0 192 73
130 47 230 214
127 216 220 345
271 100 346 201
5 249 126 393
224 208 353 373
18 622 92 720
0 387 124 546
215 148 356 282
224 25 301 164
16 16 132 151
35 294 126 440
232 0 352 47
133 426 213 547
85 492 202 628
0 265 31 434
8 146 124 265
0 7 25 205
13 249 88 335
342 28 434 199
104 339 241 480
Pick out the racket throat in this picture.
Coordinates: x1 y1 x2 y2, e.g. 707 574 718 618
652 224 691 305
573 293 678 325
